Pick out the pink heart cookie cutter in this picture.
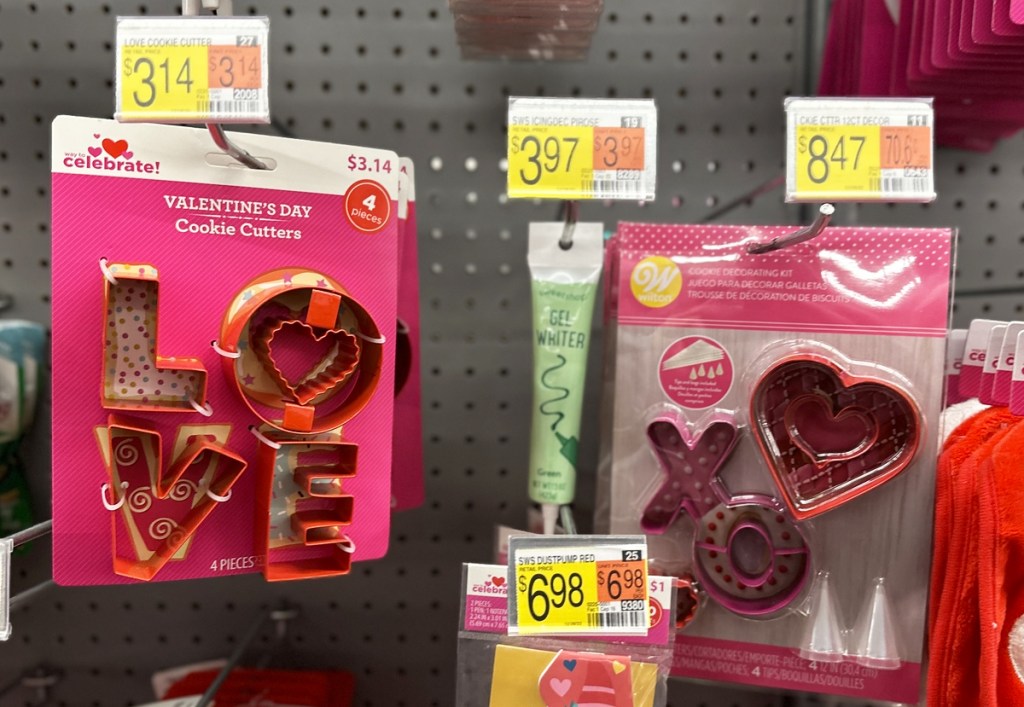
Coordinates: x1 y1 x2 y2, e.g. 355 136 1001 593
642 412 810 617
751 352 922 521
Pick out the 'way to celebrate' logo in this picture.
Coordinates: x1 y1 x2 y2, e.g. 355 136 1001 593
63 134 160 174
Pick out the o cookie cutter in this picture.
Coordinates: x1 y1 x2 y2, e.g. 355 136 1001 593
643 413 810 616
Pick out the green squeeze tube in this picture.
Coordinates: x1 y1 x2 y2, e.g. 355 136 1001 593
527 222 603 534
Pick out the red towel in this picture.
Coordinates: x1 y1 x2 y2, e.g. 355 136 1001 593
928 408 1017 707
979 418 1024 705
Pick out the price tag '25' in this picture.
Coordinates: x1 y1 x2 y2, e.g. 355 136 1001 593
507 535 650 637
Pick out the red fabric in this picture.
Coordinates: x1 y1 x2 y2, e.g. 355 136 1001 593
164 668 355 706
979 419 1024 705
929 410 997 635
927 409 1016 707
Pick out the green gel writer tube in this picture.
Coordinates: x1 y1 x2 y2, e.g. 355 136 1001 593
527 222 603 534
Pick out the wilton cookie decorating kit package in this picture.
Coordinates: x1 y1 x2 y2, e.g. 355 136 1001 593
50 116 400 585
604 222 954 702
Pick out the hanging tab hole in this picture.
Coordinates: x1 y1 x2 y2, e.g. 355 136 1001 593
204 152 278 170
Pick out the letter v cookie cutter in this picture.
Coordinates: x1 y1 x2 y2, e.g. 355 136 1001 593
642 411 810 616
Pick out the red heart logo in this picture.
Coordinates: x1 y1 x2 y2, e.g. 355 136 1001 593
102 138 129 158
751 354 920 520
491 575 505 587
252 317 361 405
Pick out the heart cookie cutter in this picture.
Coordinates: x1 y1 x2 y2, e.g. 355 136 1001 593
750 351 922 520
644 413 810 616
217 269 384 435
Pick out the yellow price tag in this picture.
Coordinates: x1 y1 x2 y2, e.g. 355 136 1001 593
509 541 649 636
786 98 935 202
515 560 597 634
121 45 210 119
794 125 880 196
508 125 594 199
115 17 269 123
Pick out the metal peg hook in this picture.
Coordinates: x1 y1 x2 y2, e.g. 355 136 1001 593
559 200 579 250
747 203 835 254
208 124 269 170
182 0 266 170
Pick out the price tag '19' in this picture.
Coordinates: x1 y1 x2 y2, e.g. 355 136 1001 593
116 17 270 124
785 98 935 203
507 97 657 201
507 535 649 636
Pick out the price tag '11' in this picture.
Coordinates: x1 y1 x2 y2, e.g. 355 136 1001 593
507 97 657 201
785 98 935 203
116 17 270 124
507 535 649 637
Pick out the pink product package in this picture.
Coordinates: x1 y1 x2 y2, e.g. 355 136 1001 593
391 158 424 511
51 116 400 585
605 223 953 702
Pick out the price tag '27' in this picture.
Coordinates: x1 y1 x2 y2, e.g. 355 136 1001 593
785 98 935 203
507 98 657 201
507 535 650 636
116 17 270 124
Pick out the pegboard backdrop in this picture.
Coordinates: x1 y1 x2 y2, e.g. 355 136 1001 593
0 0 1019 705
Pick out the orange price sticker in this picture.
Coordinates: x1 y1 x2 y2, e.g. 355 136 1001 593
207 45 262 90
880 126 931 169
596 560 647 603
593 127 645 171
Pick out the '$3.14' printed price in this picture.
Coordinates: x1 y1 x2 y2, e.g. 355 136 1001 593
120 43 261 114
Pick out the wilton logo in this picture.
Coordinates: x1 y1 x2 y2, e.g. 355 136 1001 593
630 256 682 308
63 134 160 174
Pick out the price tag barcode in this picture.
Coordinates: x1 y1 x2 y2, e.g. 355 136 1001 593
507 535 649 636
507 97 657 201
785 98 935 203
115 17 270 124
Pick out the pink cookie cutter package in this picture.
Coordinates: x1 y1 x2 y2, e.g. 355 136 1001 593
392 158 424 511
51 116 401 584
601 222 953 702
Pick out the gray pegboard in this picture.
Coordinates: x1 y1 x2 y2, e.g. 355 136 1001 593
0 0 1007 705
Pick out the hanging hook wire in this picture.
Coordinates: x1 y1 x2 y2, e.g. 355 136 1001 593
559 200 578 250
747 203 835 254
207 124 269 170
182 0 267 170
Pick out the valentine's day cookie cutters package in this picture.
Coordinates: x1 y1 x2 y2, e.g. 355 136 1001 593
597 222 955 702
51 116 401 585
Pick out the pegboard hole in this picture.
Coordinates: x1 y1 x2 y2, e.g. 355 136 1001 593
430 156 443 172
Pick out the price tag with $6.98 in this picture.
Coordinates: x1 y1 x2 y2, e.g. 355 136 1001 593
508 538 650 637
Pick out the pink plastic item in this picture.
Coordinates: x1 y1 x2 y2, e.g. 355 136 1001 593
644 414 809 617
